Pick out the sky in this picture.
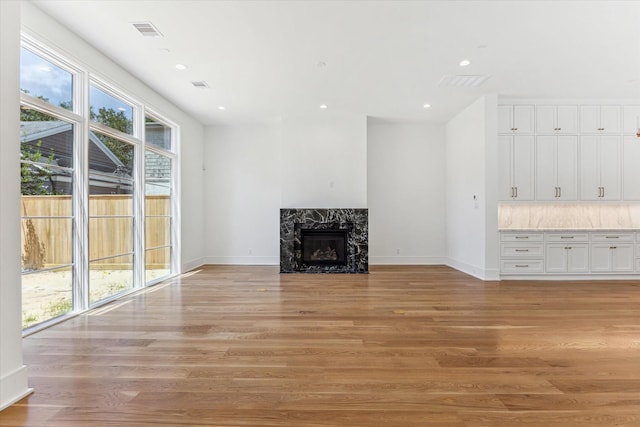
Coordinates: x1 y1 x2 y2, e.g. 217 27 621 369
20 47 134 125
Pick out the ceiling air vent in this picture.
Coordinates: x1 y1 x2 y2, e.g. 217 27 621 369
191 81 209 88
132 22 163 37
438 74 491 88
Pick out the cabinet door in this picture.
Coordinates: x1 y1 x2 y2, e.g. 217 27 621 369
556 105 578 134
600 105 621 134
623 105 640 134
580 105 601 134
566 244 589 273
498 106 513 134
535 136 557 200
579 136 600 201
536 105 557 134
623 136 640 200
611 245 634 272
555 136 578 200
512 135 535 200
599 136 620 200
590 244 612 272
498 135 514 200
545 245 568 273
513 105 534 134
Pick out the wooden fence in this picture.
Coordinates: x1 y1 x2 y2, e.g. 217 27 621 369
21 195 170 269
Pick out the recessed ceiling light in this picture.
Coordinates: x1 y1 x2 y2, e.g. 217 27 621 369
319 104 328 109
158 48 170 53
175 64 187 70
459 59 471 67
218 106 225 110
423 103 431 109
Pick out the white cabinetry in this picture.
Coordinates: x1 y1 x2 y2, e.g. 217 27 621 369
499 233 544 274
636 233 640 272
623 136 640 200
536 105 578 134
499 135 535 200
498 105 534 134
590 233 634 273
579 135 620 201
622 105 640 134
580 105 621 134
536 135 578 200
500 231 639 277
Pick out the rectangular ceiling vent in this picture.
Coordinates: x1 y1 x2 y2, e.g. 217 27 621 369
132 22 163 37
438 74 491 88
191 81 209 88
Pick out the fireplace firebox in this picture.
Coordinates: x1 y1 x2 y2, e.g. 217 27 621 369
300 229 348 267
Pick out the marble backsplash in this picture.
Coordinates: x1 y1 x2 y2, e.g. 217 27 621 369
499 204 640 230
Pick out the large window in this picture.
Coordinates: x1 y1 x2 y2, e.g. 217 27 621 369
20 40 178 331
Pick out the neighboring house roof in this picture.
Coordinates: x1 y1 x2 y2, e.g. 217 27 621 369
20 120 126 174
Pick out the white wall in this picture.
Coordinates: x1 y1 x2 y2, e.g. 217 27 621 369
21 2 206 272
0 0 32 411
204 125 281 264
367 122 447 264
281 114 367 208
445 96 491 279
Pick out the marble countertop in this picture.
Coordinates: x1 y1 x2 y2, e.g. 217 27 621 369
498 204 640 231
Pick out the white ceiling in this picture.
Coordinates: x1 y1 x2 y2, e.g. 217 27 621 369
32 0 640 126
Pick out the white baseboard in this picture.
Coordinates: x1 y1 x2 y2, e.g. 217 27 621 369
369 256 448 265
445 258 499 281
0 365 33 411
181 257 205 273
203 256 279 265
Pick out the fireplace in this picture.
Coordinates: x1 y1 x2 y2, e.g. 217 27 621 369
300 228 348 267
280 208 368 273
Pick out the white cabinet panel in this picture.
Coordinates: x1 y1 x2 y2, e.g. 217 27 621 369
580 105 621 134
537 135 577 201
545 245 568 273
501 243 544 257
545 233 588 242
499 105 534 134
567 245 589 273
623 136 640 200
590 243 634 273
536 105 577 134
579 135 620 201
501 260 544 274
545 244 588 273
499 135 534 200
600 106 621 134
623 105 640 134
501 233 544 242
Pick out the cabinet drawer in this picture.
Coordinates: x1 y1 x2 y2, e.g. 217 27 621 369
637 258 640 273
501 260 544 274
501 233 543 242
501 243 544 258
545 233 589 242
591 233 634 242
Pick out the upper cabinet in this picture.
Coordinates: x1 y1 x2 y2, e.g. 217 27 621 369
579 105 621 134
536 105 578 134
623 105 640 134
499 135 535 201
498 105 534 134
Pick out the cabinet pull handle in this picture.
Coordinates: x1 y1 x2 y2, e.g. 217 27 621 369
605 236 619 239
515 249 529 252
558 187 561 198
554 187 558 197
560 236 574 239
602 187 605 198
514 187 518 198
610 246 617 249
565 247 572 250
515 236 529 239
515 264 529 268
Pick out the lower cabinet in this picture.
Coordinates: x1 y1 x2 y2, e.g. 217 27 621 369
590 244 635 272
545 244 589 273
500 231 639 276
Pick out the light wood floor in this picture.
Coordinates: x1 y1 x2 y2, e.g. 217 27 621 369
2 265 640 427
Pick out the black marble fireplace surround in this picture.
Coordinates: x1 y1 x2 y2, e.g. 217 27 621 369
280 208 368 273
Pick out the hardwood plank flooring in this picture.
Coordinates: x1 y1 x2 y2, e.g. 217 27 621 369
2 265 640 426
